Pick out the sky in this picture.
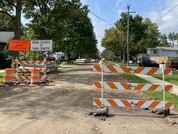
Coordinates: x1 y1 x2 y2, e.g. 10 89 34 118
80 0 178 52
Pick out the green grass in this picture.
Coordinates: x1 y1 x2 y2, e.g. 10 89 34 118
119 73 150 84
120 73 178 110
0 73 4 83
144 91 178 109
151 71 178 86
117 62 138 66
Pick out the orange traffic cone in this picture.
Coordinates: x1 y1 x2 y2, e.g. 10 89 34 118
29 68 40 86
4 68 14 86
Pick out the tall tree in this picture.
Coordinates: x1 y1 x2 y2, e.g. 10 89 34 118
23 0 55 39
0 0 22 39
102 14 160 62
102 27 126 62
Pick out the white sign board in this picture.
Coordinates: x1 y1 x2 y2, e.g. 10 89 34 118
31 40 53 51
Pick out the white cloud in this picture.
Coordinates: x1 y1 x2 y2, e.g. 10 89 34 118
148 1 178 35
116 0 123 7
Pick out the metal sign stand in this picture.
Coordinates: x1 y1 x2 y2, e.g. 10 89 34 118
160 63 167 116
99 60 105 108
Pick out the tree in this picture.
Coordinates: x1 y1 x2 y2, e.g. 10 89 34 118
0 0 22 39
168 32 176 47
159 34 169 47
102 14 160 62
101 49 114 61
23 0 98 62
0 13 14 31
50 0 97 61
138 18 160 53
23 0 55 39
102 27 126 62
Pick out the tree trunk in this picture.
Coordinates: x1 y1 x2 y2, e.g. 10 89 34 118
14 0 22 39
12 0 22 60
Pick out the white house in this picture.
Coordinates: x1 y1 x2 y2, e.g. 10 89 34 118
147 47 178 57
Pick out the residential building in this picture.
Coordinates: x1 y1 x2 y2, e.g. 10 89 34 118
147 47 178 57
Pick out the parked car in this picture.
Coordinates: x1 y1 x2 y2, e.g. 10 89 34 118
139 59 159 67
46 57 56 61
168 62 178 71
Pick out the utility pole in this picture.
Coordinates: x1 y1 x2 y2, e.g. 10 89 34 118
125 5 135 66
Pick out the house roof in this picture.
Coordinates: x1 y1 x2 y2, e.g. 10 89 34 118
148 47 178 51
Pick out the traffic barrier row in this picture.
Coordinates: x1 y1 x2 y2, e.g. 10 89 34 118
12 58 49 84
93 81 173 92
92 63 174 111
4 68 48 86
93 64 172 75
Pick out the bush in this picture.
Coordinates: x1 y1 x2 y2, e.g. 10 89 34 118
0 51 11 69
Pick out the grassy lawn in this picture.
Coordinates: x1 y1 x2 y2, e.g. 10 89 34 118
120 73 150 83
120 73 178 109
145 91 178 109
151 71 178 86
0 73 4 83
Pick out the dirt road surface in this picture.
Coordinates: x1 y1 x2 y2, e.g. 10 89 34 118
0 63 178 134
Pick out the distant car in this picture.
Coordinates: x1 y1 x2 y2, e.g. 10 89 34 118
139 59 159 67
168 62 178 71
46 57 56 61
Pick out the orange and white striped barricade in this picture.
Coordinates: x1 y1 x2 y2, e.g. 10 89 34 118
92 64 174 115
14 68 49 73
40 74 49 83
13 59 48 66
13 58 50 84
93 64 172 75
93 81 173 92
93 98 174 109
4 68 14 86
29 69 40 86
14 76 31 83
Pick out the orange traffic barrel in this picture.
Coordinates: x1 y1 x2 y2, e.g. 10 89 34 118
29 68 40 86
4 68 14 86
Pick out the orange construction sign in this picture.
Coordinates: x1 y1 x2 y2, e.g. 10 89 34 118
8 40 30 52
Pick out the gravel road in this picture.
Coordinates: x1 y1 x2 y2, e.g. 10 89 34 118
0 63 178 134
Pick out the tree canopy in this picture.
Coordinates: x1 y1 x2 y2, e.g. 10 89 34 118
0 0 98 61
102 14 160 62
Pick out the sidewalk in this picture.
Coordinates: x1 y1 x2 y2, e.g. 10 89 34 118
136 74 178 96
0 70 4 73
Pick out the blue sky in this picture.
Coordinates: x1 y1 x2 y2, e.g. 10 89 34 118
81 0 178 52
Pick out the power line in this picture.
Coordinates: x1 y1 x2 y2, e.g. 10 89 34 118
154 4 178 22
89 11 114 27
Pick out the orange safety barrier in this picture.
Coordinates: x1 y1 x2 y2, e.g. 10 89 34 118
4 68 14 86
30 69 40 86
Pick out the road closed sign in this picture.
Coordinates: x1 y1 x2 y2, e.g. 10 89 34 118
31 40 53 51
8 40 30 52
